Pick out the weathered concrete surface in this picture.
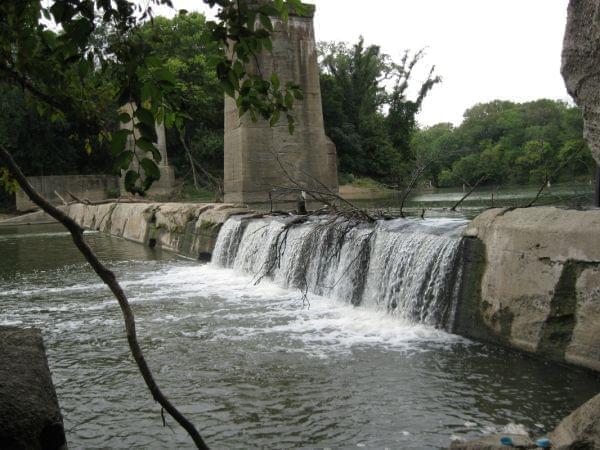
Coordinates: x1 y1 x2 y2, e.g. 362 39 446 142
562 0 600 165
0 327 66 450
0 210 59 226
551 392 600 449
224 2 338 203
64 202 249 259
455 207 600 372
15 175 119 212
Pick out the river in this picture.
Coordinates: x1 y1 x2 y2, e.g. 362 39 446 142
0 223 599 448
350 182 595 219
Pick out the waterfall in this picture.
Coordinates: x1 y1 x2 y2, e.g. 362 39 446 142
212 215 467 330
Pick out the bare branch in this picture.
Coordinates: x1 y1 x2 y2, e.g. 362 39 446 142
399 161 431 218
0 145 209 450
451 175 486 211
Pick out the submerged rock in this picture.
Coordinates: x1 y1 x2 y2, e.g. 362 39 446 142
551 393 600 449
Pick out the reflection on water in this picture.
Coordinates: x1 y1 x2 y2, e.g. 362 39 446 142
0 224 599 449
353 183 594 219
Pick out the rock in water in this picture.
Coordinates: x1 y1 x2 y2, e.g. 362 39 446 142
550 393 600 449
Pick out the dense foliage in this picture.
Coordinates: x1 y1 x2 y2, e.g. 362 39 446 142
319 37 440 184
412 99 594 188
136 13 225 187
1 4 593 212
1 0 306 197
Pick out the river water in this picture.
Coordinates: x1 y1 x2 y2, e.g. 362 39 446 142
1 223 599 449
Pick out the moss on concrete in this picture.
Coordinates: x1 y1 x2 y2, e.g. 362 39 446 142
453 237 487 337
538 261 597 361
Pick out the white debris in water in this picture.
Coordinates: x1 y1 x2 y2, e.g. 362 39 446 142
501 423 529 436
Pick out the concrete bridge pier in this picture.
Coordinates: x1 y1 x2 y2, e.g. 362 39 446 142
224 2 338 204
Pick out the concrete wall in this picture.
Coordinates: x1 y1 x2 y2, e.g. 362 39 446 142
455 207 600 372
0 327 66 450
65 202 249 260
16 175 119 212
224 2 338 203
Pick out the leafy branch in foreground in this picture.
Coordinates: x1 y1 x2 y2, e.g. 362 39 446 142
1 0 306 195
1 0 309 447
0 144 209 448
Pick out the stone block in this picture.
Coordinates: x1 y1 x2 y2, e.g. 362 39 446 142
0 327 66 450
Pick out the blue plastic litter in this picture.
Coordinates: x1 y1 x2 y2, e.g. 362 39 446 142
500 436 514 446
536 437 552 448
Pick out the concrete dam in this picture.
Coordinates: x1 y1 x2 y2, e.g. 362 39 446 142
11 200 593 375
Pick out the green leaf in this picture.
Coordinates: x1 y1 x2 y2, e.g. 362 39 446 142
140 158 161 180
154 67 176 85
270 73 280 91
113 151 134 172
134 108 155 128
228 69 240 91
259 13 273 32
269 110 280 127
233 60 245 78
287 114 295 134
124 170 140 192
284 92 294 108
118 112 131 124
221 78 235 98
49 2 66 21
110 130 131 156
292 88 304 100
136 138 162 163
136 122 158 143
246 10 257 29
262 37 273 53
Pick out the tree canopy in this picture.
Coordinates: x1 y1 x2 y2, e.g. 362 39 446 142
319 37 440 184
1 0 306 195
412 99 594 188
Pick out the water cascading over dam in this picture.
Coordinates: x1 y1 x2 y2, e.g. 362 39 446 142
212 216 467 330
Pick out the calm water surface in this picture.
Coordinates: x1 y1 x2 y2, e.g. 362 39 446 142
0 224 599 449
353 183 595 219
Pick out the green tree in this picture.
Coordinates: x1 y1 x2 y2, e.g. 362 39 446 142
319 37 440 184
415 99 594 188
137 13 225 190
410 122 457 186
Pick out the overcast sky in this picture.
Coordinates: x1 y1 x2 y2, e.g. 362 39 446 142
156 0 571 127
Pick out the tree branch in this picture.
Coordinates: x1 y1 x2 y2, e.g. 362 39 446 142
0 144 209 450
451 175 486 211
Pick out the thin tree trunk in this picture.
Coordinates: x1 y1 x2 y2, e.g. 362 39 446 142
0 145 209 450
399 162 431 218
451 175 486 211
179 134 199 190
